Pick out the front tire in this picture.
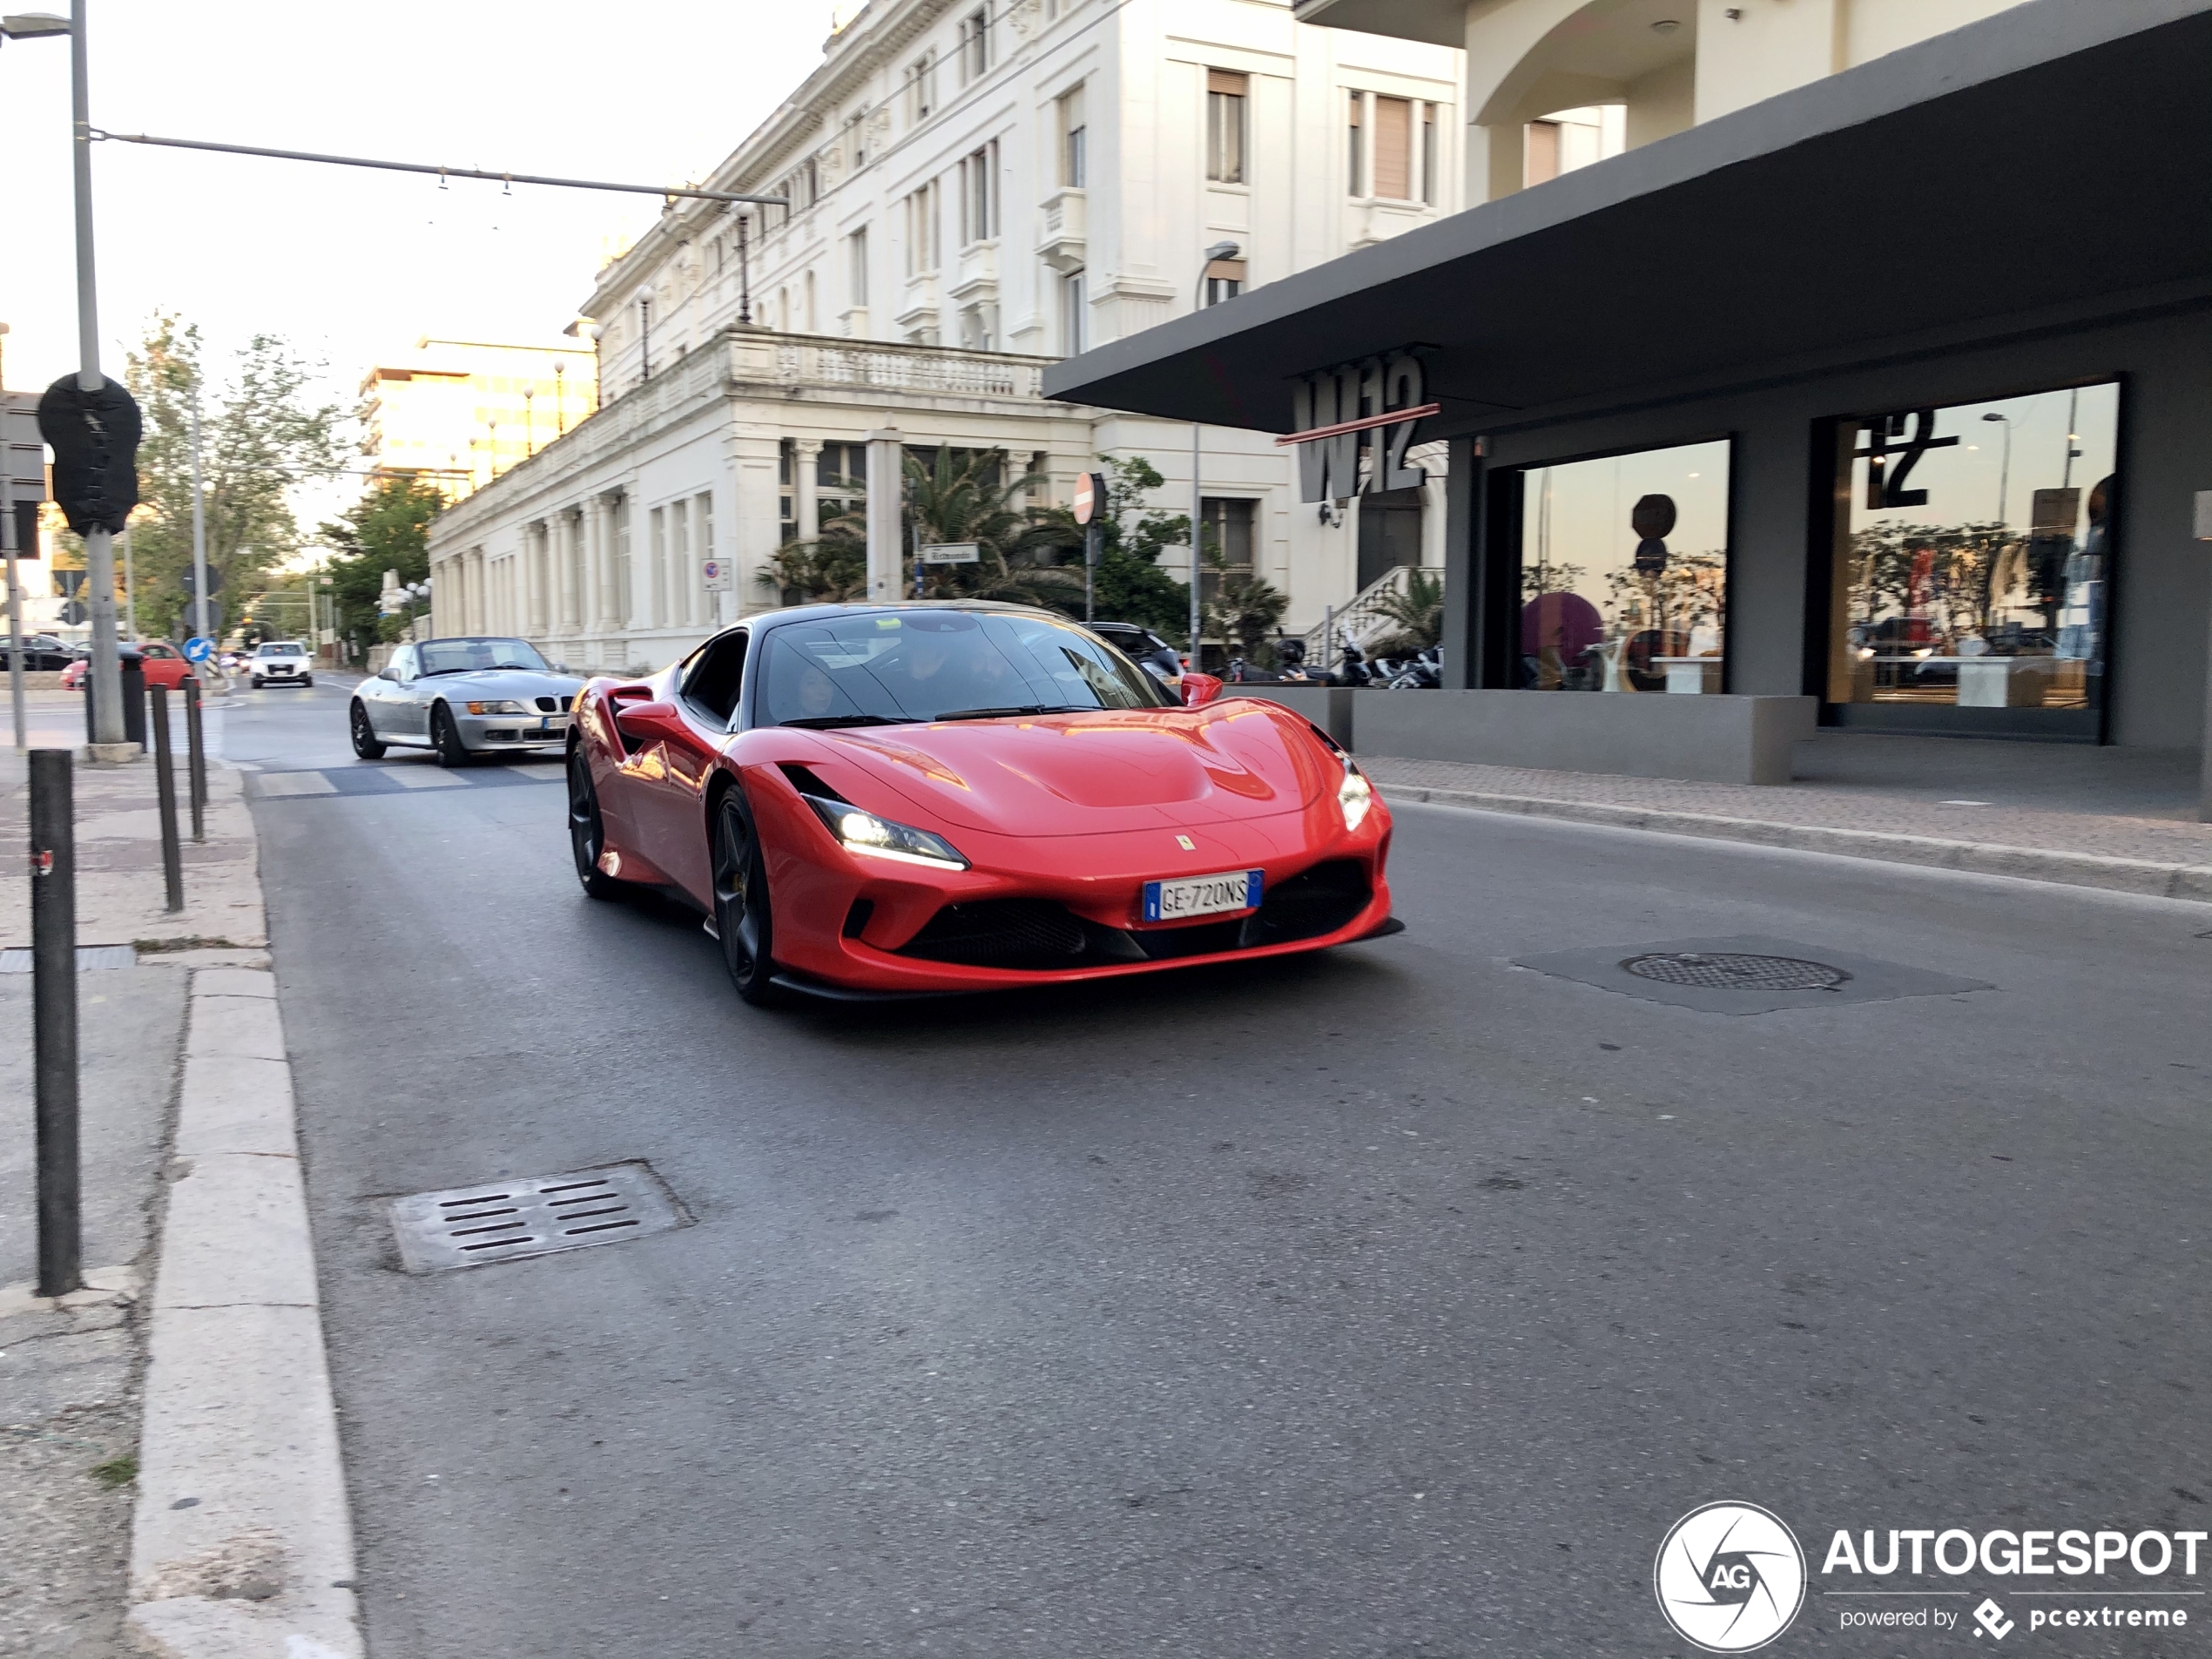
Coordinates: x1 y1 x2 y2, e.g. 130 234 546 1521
431 703 469 767
349 702 387 759
711 788 783 1008
567 747 624 899
301 677 314 688
251 677 263 688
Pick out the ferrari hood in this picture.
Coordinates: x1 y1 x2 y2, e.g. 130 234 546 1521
811 699 1339 836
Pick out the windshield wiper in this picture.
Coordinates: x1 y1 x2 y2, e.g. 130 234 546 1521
419 666 478 677
779 713 909 729
931 704 1089 721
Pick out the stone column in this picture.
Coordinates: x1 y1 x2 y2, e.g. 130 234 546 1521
569 509 588 636
795 439 823 543
582 496 606 635
866 427 902 602
554 514 577 633
597 494 624 631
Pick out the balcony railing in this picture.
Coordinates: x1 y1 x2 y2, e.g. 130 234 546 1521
752 334 1046 399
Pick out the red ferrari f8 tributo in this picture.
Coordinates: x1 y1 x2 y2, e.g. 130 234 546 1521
566 603 1400 1004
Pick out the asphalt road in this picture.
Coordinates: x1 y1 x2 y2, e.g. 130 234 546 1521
228 678 2212 1657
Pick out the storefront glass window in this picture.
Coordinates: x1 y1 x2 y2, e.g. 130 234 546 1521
1830 382 2117 724
1516 439 1730 693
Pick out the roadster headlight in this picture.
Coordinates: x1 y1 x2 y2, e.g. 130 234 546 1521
465 699 529 715
802 795 970 871
1338 764 1375 832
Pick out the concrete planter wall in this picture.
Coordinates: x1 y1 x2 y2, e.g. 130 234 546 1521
1222 687 1817 785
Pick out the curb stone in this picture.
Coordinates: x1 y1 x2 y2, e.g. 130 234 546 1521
125 967 361 1659
1382 785 2212 904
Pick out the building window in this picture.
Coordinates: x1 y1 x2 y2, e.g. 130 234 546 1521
1830 381 2118 731
1062 269 1087 354
961 144 998 243
904 184 938 277
1202 257 1244 307
1207 71 1247 184
1524 106 1624 189
846 111 870 171
1515 438 1730 693
910 51 937 121
847 227 870 310
1197 496 1255 600
817 442 868 527
1372 95 1413 200
1421 105 1437 204
1058 84 1087 188
960 7 991 81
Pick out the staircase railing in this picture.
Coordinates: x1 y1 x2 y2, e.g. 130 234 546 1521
1299 563 1443 667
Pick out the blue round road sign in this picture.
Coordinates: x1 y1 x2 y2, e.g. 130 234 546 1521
183 636 214 664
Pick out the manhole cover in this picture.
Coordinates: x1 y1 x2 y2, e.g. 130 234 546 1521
388 1160 686 1273
1621 952 1849 992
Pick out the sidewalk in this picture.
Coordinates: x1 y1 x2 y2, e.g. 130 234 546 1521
1 706 354 1656
1362 735 2212 902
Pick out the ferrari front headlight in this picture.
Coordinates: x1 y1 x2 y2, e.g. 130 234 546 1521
1338 764 1374 832
466 699 529 715
802 795 970 872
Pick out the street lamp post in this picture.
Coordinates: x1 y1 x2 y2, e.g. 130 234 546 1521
1190 239 1240 676
1981 411 2013 525
2 7 126 744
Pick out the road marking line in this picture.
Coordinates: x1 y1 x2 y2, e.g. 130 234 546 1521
257 772 336 797
385 769 470 789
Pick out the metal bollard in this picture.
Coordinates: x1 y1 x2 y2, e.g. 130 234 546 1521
184 675 207 843
150 684 185 913
30 750 82 1298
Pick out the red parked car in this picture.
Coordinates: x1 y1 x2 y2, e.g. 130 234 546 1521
567 602 1399 1007
59 640 196 691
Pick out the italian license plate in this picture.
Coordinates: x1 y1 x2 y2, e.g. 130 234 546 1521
536 718 557 734
1143 869 1263 923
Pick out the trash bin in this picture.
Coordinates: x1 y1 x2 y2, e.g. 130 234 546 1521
84 646 148 749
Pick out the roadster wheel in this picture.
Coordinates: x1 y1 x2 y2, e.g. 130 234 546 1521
567 747 621 899
431 703 469 767
349 701 387 759
711 789 783 1007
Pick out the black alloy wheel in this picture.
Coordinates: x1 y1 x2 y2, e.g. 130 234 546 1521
711 788 783 1008
567 746 622 899
430 703 470 767
349 702 387 759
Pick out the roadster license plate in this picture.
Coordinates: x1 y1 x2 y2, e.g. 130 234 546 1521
1143 869 1263 922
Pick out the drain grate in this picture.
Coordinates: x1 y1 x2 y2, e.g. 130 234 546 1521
0 945 138 974
1622 952 1848 993
388 1160 686 1273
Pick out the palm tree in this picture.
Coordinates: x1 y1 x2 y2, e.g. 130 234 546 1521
1368 569 1444 656
901 448 1082 607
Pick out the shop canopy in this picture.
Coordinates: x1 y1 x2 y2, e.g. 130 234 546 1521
1042 0 2212 439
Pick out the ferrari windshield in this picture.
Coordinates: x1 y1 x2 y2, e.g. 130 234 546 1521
417 637 550 676
761 610 1174 727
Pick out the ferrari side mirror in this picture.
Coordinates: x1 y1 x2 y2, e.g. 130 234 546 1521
613 698 679 754
1181 671 1224 708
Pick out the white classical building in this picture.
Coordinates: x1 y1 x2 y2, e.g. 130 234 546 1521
425 0 1462 668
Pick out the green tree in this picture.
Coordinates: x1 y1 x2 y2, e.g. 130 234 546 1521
1367 568 1446 656
317 475 447 653
897 448 1079 605
118 314 349 641
1029 455 1194 642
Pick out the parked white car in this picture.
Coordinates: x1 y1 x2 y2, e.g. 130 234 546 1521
247 641 314 688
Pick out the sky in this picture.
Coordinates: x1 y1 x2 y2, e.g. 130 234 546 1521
0 0 831 524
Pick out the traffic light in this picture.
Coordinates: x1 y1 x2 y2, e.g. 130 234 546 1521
37 374 141 536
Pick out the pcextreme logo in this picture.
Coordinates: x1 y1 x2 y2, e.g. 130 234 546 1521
1655 1502 1810 1652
